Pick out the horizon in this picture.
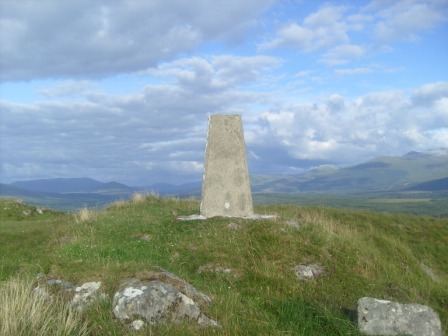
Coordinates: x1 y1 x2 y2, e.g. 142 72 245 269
1 1 447 185
3 146 447 187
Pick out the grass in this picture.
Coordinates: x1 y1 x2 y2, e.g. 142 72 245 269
0 274 90 336
0 196 447 335
253 192 448 217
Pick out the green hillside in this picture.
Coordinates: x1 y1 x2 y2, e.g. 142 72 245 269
1 197 447 335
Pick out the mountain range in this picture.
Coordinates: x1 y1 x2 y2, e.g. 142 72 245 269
252 148 448 193
1 148 447 210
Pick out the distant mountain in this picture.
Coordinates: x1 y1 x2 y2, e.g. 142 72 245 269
11 177 135 194
143 182 201 196
407 177 448 191
1 178 137 211
1 178 202 211
0 183 48 199
252 148 448 194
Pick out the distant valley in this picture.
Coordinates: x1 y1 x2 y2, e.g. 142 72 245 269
1 148 447 211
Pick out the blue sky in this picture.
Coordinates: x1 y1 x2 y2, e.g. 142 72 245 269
1 0 447 186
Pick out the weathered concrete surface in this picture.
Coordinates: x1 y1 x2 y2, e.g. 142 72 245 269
357 297 442 336
200 115 254 218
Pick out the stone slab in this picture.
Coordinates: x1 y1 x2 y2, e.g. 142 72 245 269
357 297 442 336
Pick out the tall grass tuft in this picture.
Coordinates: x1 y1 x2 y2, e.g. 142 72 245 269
0 275 89 336
131 192 150 203
75 207 96 223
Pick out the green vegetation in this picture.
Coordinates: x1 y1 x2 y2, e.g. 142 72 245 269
254 192 448 217
0 196 447 335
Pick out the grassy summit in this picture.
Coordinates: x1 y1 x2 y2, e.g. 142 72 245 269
0 196 447 335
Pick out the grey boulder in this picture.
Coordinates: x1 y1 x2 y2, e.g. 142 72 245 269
357 297 441 336
293 264 324 280
113 278 219 329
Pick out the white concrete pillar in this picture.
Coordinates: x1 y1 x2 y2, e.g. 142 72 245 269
200 115 254 218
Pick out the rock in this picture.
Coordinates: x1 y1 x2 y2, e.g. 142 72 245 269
71 281 106 310
145 268 212 305
293 264 324 280
357 297 442 336
130 319 145 331
33 278 76 300
22 210 31 216
113 279 219 328
34 278 105 310
36 207 44 214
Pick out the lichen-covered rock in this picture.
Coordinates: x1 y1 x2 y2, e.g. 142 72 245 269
293 264 323 280
33 278 76 300
33 278 105 310
357 297 442 336
130 319 145 331
113 278 219 328
71 281 106 310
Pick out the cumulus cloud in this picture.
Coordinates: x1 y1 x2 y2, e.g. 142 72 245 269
1 1 446 186
143 55 280 92
0 0 274 81
38 80 96 98
260 0 447 66
369 0 448 43
0 55 278 184
320 44 366 65
255 82 448 166
1 72 447 184
259 5 351 52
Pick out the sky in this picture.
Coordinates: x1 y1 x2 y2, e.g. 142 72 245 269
1 0 448 186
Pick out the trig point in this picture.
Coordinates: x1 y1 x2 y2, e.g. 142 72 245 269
200 114 254 218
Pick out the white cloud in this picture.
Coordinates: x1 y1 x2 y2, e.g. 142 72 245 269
0 0 274 81
38 80 96 98
145 55 280 92
334 67 373 76
259 0 447 68
255 82 448 165
369 0 448 43
320 44 366 65
2 79 447 183
259 5 350 52
0 54 279 184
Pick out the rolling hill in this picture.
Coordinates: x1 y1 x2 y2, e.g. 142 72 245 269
252 148 448 193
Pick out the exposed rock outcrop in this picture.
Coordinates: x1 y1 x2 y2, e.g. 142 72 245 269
113 274 219 330
357 297 442 336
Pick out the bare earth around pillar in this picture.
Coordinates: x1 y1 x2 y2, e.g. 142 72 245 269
177 115 275 220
